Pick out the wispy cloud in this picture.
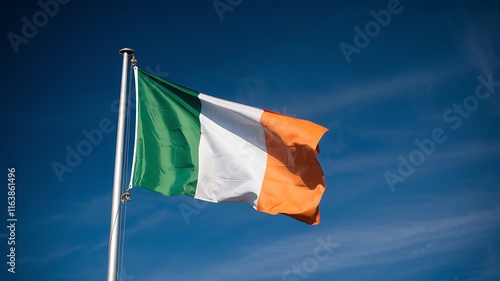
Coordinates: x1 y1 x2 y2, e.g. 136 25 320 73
470 250 500 281
451 8 500 114
331 207 500 265
126 210 170 235
291 67 460 117
236 77 268 104
325 152 394 174
43 245 87 263
463 22 499 76
329 136 500 176
20 244 86 265
47 195 110 226
138 202 500 281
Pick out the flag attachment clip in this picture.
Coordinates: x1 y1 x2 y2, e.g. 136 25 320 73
130 54 137 67
120 188 131 204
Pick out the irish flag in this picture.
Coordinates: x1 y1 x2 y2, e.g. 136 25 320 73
130 67 328 225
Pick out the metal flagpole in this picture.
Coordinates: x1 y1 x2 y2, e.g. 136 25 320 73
107 48 135 281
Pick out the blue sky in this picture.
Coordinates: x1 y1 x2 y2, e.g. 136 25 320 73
1 0 500 280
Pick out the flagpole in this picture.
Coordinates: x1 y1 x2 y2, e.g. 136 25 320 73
107 47 135 281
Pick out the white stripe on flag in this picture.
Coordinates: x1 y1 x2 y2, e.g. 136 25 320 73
195 93 268 207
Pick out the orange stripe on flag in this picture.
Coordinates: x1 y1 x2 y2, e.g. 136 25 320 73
256 110 328 225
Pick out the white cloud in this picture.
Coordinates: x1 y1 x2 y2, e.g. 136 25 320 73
47 195 110 226
463 21 499 76
450 9 500 115
20 244 86 265
126 210 170 235
290 67 459 118
139 203 500 281
470 250 500 281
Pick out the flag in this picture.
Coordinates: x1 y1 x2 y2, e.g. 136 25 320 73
129 67 328 225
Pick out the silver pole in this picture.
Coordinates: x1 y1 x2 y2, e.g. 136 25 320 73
107 48 135 281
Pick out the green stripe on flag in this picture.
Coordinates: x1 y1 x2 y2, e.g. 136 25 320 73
131 68 202 197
